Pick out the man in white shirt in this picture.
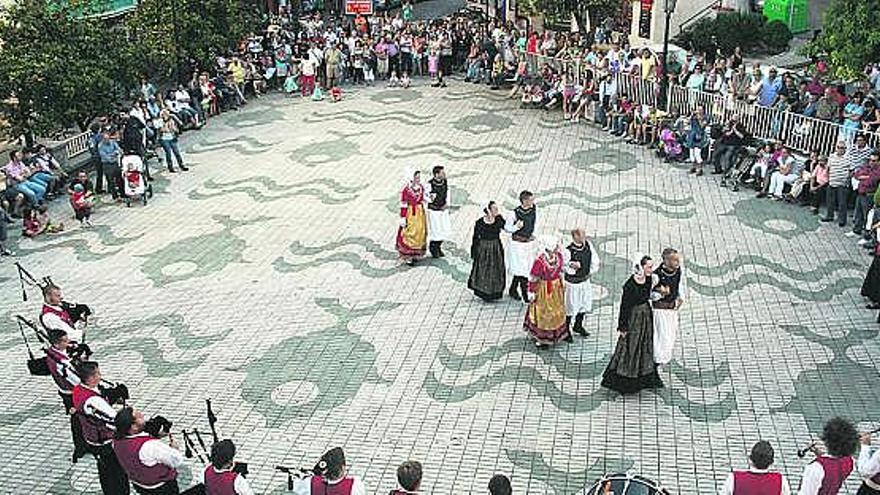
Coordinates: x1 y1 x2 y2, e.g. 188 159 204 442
113 406 185 494
718 440 791 494
204 439 256 495
857 430 880 495
39 283 90 344
72 361 131 494
798 417 859 495
46 329 88 461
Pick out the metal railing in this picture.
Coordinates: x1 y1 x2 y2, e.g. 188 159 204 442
63 131 91 159
519 50 880 155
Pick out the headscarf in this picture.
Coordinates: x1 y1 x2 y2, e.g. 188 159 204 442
632 252 647 275
538 234 559 253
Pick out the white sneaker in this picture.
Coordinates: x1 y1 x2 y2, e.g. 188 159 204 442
845 231 859 237
858 238 871 246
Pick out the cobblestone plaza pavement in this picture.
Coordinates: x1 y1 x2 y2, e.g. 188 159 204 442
1 81 878 494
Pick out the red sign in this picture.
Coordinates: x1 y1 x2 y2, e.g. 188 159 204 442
345 0 373 15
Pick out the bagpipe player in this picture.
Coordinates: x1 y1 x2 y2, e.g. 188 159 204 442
204 439 255 495
39 283 92 342
45 328 88 462
113 406 185 495
72 361 131 494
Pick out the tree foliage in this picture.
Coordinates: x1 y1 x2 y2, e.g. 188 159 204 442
518 0 620 34
0 0 135 141
126 0 260 81
674 12 791 56
803 0 880 80
0 0 260 141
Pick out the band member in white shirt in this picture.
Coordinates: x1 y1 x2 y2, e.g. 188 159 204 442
204 439 256 495
718 441 791 494
857 430 880 495
113 407 184 494
72 361 130 494
292 447 366 495
39 283 91 342
45 329 87 461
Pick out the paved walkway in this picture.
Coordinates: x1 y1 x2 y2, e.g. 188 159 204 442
0 80 876 494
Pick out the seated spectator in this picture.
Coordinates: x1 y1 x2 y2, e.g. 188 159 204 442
746 143 775 187
0 205 11 256
488 474 512 495
765 150 803 200
390 461 422 494
757 147 794 197
32 145 67 195
22 205 63 238
0 171 26 218
291 447 366 495
4 150 47 206
711 116 748 174
718 440 791 494
609 93 634 137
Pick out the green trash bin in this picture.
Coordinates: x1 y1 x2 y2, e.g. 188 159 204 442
763 0 808 34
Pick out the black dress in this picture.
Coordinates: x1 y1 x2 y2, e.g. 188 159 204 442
862 249 880 304
601 275 664 394
468 216 506 301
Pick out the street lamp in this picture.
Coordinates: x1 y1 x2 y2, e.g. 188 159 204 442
659 0 676 111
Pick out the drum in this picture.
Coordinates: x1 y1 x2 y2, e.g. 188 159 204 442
581 473 669 495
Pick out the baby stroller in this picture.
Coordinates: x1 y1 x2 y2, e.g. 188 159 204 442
720 146 758 192
657 127 683 162
121 155 153 207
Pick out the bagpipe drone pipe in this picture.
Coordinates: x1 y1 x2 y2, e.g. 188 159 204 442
15 315 129 405
181 399 250 476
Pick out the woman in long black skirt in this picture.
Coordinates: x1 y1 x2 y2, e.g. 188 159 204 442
468 201 507 301
862 241 880 310
601 254 664 394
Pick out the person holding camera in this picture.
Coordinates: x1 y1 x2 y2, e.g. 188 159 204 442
712 116 747 175
72 361 130 494
204 439 255 495
113 406 184 495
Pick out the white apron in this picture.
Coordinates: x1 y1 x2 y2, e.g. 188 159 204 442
652 308 678 365
506 238 536 278
564 279 594 316
426 208 452 242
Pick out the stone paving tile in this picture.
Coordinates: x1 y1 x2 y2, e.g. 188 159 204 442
0 79 877 494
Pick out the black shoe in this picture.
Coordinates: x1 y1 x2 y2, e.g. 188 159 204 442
508 288 521 301
711 169 723 175
820 217 833 222
436 247 445 258
179 165 189 171
867 302 880 310
573 326 589 337
168 167 177 173
564 334 574 343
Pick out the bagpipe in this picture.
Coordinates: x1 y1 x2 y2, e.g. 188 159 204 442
16 315 129 406
15 261 51 303
797 425 880 458
182 399 249 477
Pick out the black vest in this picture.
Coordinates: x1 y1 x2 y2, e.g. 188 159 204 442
428 178 447 210
512 206 536 240
564 242 592 283
655 265 681 303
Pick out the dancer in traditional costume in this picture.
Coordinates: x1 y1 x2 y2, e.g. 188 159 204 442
562 228 600 337
652 248 687 366
426 165 452 258
601 254 664 394
396 168 427 265
468 201 507 301
523 235 572 347
505 190 537 301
